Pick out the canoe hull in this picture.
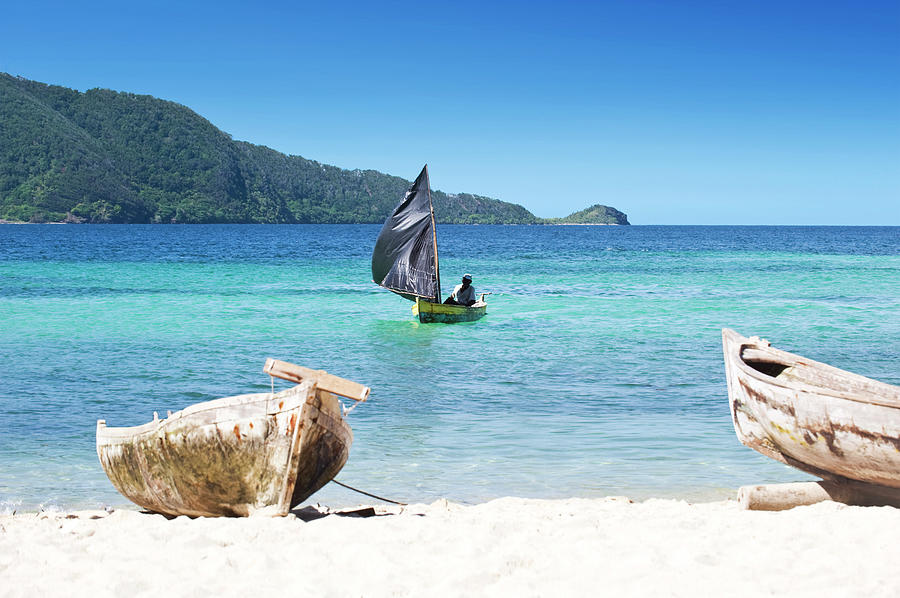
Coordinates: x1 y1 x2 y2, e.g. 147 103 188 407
96 380 352 517
413 297 487 323
722 328 900 488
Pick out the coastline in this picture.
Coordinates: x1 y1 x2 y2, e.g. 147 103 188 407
3 496 899 597
545 222 621 225
0 220 626 225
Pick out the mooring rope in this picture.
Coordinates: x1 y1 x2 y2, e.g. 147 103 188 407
332 480 408 506
265 375 397 505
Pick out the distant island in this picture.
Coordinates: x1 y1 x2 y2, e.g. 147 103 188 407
0 73 629 225
544 204 630 225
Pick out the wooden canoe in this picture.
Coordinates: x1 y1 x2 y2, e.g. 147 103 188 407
722 328 900 489
96 360 368 517
413 297 487 323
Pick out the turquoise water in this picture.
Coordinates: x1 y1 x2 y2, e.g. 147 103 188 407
1 224 898 512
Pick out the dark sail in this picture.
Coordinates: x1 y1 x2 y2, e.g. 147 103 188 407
371 165 441 302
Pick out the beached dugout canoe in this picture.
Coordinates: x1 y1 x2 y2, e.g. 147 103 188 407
722 328 900 489
96 359 368 517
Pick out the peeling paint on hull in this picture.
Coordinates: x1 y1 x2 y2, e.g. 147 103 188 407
722 328 900 488
96 380 353 517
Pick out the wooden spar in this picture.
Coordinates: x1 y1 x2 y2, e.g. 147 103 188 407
425 164 441 303
263 359 370 402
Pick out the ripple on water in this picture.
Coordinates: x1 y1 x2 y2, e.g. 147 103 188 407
1 224 897 509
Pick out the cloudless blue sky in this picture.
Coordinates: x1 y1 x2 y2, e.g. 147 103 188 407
2 0 898 223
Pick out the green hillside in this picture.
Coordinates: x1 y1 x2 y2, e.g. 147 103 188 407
0 74 539 224
0 73 628 225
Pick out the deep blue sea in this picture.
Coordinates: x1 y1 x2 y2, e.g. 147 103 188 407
1 224 898 512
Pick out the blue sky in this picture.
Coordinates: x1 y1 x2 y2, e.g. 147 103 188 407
2 0 897 224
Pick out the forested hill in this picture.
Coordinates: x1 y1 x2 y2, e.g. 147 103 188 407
0 73 543 224
545 204 630 225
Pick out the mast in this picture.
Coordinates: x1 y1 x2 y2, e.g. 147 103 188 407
425 165 441 303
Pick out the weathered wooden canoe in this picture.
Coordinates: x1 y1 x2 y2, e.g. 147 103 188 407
96 360 368 517
413 296 487 323
722 328 900 489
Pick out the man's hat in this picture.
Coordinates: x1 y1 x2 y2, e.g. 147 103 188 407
463 273 472 281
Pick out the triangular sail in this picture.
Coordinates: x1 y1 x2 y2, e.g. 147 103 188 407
371 165 441 302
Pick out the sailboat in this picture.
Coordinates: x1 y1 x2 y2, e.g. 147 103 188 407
371 165 487 323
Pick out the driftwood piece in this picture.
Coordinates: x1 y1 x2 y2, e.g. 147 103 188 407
738 480 900 511
264 358 369 402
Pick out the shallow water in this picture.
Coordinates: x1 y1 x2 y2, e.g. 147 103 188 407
1 224 898 511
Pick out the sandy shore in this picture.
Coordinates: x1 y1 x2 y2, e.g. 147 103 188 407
2 496 899 597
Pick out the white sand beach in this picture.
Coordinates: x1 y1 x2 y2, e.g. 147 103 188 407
2 496 899 597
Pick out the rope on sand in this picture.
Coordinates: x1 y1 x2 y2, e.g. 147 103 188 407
332 480 408 506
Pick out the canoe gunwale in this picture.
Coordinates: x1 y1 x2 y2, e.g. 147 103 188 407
723 328 900 409
96 392 298 439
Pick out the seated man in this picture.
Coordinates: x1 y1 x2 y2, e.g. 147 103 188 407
444 274 476 306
